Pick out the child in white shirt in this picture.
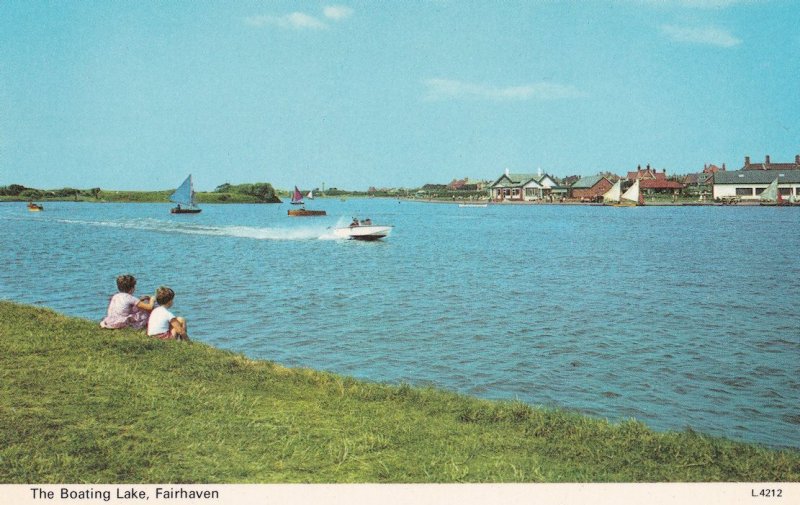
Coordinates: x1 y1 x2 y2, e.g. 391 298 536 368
147 286 190 341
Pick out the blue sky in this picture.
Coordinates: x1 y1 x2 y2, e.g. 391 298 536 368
1 0 798 191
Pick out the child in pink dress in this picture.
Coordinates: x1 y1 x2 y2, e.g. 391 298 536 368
100 274 155 330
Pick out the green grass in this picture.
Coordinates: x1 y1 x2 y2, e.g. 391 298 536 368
0 301 797 483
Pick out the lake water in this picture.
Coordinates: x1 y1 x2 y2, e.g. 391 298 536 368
1 200 798 449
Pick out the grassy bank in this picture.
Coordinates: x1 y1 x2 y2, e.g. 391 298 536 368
0 302 797 483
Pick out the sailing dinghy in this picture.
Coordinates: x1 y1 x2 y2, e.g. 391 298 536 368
287 186 326 216
170 175 201 214
603 179 644 206
758 177 788 206
290 186 304 205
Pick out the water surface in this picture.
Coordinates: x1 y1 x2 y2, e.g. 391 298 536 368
1 200 797 448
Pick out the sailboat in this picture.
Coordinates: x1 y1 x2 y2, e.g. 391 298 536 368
170 174 201 214
290 186 304 205
603 179 644 206
759 177 784 206
602 180 622 204
287 185 326 216
306 190 314 200
621 179 645 206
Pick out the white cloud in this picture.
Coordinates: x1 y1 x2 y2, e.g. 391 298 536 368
324 5 354 21
245 12 328 30
245 6 353 30
660 24 742 47
423 78 584 102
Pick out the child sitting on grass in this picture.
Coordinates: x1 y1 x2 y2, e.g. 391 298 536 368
147 286 190 341
100 274 155 330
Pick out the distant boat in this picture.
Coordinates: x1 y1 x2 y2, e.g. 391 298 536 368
333 219 392 241
287 186 326 215
27 202 43 212
288 208 327 216
291 186 304 205
170 175 201 214
603 180 644 206
459 203 488 208
602 180 622 204
758 177 792 206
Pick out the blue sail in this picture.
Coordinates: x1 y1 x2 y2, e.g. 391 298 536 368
170 175 196 207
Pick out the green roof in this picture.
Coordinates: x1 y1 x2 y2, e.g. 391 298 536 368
571 175 607 189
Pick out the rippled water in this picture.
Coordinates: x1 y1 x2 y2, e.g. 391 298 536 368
1 200 798 448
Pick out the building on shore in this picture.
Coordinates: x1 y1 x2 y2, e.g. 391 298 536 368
741 154 800 171
570 175 613 201
683 163 725 196
626 165 685 195
712 170 800 200
489 169 566 201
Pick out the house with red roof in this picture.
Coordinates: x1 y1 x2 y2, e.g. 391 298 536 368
626 164 684 194
740 155 800 171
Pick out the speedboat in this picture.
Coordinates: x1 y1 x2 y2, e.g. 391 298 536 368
333 223 392 241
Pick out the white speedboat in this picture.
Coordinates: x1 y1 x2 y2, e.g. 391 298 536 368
333 224 393 241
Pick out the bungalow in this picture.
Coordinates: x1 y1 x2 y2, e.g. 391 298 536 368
570 175 613 201
713 170 800 200
489 170 561 202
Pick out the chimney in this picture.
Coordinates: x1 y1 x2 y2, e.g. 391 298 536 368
505 168 509 176
722 163 726 171
745 156 750 166
796 155 800 165
765 155 770 165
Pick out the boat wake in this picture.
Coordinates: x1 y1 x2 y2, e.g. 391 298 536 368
48 217 344 241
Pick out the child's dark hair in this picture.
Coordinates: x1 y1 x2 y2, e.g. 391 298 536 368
116 274 136 293
156 286 175 305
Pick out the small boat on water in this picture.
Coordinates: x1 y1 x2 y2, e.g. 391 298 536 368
287 185 326 215
603 180 644 206
170 175 201 214
333 219 392 241
459 203 488 208
291 186 305 205
758 177 797 206
27 202 43 212
288 208 327 216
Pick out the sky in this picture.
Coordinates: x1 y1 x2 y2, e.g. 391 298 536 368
1 0 798 192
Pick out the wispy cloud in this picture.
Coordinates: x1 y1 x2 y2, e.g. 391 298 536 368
660 24 742 47
245 12 328 30
245 5 353 30
423 78 584 102
324 5 354 21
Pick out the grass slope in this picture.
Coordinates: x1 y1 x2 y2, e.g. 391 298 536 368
0 302 797 483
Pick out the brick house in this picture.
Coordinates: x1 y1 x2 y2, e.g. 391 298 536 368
570 175 613 200
627 165 684 194
741 155 800 171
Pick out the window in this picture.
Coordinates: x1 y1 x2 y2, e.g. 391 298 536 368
779 188 792 196
736 187 754 196
755 188 765 195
